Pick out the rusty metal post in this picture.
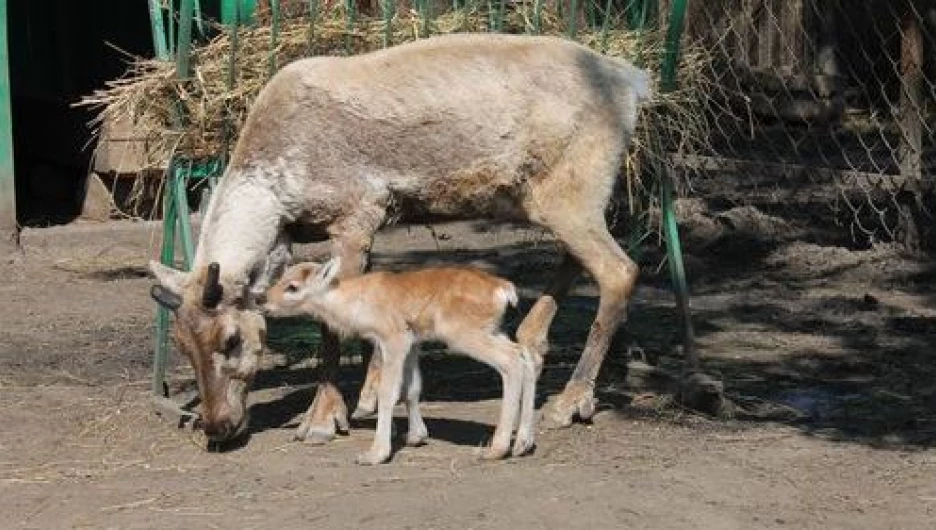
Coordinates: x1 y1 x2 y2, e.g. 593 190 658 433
899 10 923 180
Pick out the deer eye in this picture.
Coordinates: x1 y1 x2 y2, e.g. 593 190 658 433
284 283 299 294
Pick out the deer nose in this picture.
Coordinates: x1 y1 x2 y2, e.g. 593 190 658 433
202 420 234 441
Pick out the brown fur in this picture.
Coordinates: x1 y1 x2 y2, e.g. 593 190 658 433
263 261 538 464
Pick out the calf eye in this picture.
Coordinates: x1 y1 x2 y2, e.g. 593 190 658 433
223 333 242 353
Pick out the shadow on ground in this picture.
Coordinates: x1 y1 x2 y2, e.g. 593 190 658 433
247 218 936 451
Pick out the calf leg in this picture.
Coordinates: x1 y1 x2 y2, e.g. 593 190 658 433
515 253 581 364
450 331 524 460
357 335 412 465
402 352 428 447
511 344 539 457
352 349 381 420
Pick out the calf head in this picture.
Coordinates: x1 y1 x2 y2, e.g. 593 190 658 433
261 257 341 316
149 261 266 442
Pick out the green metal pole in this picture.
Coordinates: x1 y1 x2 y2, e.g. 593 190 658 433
0 0 16 248
658 0 697 370
532 0 543 35
381 0 393 48
307 0 319 54
147 0 170 59
173 164 196 268
269 0 280 77
193 0 205 37
567 0 579 38
418 0 430 38
223 1 240 158
177 0 195 80
344 0 356 55
599 0 614 52
153 166 179 397
660 0 686 92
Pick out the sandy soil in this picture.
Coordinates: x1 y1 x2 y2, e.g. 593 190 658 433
2 207 935 529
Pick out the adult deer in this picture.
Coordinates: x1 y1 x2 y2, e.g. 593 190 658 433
149 33 651 443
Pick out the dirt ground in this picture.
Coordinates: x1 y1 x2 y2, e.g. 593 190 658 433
2 203 935 529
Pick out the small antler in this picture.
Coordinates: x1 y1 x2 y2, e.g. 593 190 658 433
202 262 224 308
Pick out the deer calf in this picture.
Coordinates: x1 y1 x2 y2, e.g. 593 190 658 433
261 258 540 465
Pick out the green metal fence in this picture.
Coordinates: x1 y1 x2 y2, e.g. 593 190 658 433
0 0 16 247
147 0 698 400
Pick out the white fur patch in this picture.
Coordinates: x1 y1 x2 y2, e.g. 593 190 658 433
496 284 518 308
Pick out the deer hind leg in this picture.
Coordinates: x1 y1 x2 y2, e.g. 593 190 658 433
524 140 637 428
546 223 637 427
295 211 383 443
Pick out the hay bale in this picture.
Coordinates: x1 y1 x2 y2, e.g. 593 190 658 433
78 6 714 196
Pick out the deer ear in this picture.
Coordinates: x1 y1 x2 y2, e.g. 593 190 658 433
149 260 188 297
151 284 183 311
316 256 342 286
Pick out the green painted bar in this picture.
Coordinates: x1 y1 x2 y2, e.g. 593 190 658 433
269 0 280 76
173 165 196 268
194 0 205 37
658 0 698 369
177 0 195 80
307 0 319 55
222 0 258 26
148 0 170 59
0 0 15 246
381 0 393 48
533 0 543 34
153 168 180 397
344 0 356 55
418 0 430 38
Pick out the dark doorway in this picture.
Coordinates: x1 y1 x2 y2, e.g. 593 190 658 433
9 0 154 226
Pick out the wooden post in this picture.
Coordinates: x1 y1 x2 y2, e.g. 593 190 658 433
0 0 18 251
899 11 923 179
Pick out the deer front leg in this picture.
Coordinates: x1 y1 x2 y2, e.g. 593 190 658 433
295 222 380 443
295 329 350 443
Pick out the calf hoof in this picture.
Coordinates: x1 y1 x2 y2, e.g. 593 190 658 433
479 445 510 461
511 434 536 457
352 390 378 420
351 405 376 420
356 449 391 466
405 431 428 447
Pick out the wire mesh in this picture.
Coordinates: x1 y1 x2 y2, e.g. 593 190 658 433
673 0 935 246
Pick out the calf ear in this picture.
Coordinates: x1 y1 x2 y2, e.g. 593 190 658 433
149 260 188 297
315 256 342 286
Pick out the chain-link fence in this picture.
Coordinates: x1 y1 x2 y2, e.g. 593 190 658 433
89 0 934 248
671 0 935 247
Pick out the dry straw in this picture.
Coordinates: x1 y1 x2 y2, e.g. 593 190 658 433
78 5 713 218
